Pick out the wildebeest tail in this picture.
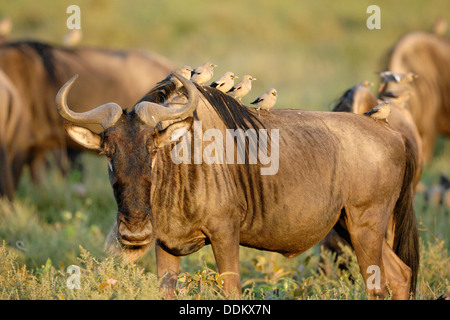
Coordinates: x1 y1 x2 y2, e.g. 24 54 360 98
392 136 420 297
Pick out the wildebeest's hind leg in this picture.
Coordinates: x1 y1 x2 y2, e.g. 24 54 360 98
381 239 412 299
344 205 389 299
156 244 180 300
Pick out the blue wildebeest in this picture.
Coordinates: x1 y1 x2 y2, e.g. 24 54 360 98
383 30 450 162
320 81 424 271
0 40 174 198
332 82 423 189
0 69 30 200
56 73 419 300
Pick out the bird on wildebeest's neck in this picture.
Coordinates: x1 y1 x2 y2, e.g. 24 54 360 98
210 72 238 93
227 75 256 101
191 62 217 85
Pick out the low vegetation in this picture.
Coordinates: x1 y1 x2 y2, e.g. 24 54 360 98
0 0 448 300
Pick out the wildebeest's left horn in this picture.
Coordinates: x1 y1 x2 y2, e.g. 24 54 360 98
56 74 123 129
134 72 199 127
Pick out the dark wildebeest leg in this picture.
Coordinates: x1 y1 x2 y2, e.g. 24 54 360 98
344 205 391 299
206 219 241 298
67 148 85 179
156 244 180 300
345 202 415 299
29 152 46 184
319 223 352 273
381 239 412 299
0 146 14 200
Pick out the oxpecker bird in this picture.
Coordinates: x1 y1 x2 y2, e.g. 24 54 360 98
251 88 278 113
378 71 418 93
227 75 256 101
159 65 193 88
364 100 391 123
210 72 238 93
191 62 217 85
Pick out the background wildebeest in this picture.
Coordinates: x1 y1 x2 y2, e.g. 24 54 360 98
0 39 174 198
320 80 424 270
332 82 423 188
0 69 30 200
383 30 450 163
57 73 419 300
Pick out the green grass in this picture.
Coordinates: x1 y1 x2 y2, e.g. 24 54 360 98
0 0 449 300
0 150 448 300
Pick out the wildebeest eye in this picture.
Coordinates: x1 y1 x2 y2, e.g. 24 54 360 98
100 144 115 159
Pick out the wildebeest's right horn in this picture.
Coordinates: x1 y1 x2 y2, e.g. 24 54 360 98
134 72 199 127
56 74 123 129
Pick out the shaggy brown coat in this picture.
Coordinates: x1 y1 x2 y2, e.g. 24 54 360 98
58 74 419 300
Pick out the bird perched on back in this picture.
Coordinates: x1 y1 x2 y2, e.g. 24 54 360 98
191 62 217 85
227 75 256 101
364 100 391 123
378 71 418 93
210 72 238 93
379 71 418 84
251 88 278 113
159 65 193 88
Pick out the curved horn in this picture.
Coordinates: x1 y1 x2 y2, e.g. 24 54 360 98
135 72 199 127
56 74 123 129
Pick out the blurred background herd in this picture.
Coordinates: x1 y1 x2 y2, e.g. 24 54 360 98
0 0 448 299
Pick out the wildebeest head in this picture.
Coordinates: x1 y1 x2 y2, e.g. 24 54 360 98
56 73 198 258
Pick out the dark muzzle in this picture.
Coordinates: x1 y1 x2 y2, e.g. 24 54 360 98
117 213 153 246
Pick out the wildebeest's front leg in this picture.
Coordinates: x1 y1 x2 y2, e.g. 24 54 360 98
205 220 242 298
156 243 180 299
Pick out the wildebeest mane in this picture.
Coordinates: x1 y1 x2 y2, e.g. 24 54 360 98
2 40 64 84
196 84 265 132
137 81 265 133
137 80 177 105
332 86 355 112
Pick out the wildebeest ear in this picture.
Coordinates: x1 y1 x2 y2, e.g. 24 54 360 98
64 123 102 150
154 117 194 148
